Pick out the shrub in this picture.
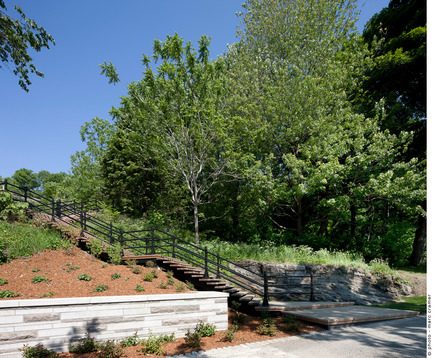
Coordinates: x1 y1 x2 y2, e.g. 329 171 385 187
184 329 202 348
145 260 155 268
185 280 195 291
20 343 58 358
195 322 216 337
257 313 278 336
69 334 99 354
93 285 108 292
97 340 123 358
142 273 154 282
119 332 140 347
78 273 92 281
32 268 40 272
0 290 17 298
175 282 185 292
139 331 174 356
222 325 238 342
167 277 174 286
150 269 159 278
0 191 28 222
0 278 8 286
31 275 49 283
158 281 168 289
135 285 145 292
131 265 142 275
111 273 121 280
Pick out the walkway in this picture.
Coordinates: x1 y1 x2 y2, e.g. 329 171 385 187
168 314 426 358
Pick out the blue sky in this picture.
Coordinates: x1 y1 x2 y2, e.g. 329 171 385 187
0 0 391 179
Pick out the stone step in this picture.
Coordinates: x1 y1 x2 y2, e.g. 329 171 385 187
256 301 354 312
283 305 420 328
239 294 255 302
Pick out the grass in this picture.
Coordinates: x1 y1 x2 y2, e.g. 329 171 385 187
371 296 427 314
0 221 71 262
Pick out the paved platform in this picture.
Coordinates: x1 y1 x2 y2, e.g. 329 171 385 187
256 301 355 312
285 305 420 328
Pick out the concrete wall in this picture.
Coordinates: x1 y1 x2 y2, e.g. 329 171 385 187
0 292 228 358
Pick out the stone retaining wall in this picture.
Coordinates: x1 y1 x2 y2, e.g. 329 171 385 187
236 260 412 305
0 292 228 358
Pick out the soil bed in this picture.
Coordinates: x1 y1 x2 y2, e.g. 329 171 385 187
0 247 324 357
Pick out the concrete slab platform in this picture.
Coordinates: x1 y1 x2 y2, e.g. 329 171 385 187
285 305 420 327
256 301 354 312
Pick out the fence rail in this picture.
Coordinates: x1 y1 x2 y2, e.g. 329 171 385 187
1 180 317 305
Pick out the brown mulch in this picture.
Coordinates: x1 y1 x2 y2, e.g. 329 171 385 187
0 247 324 357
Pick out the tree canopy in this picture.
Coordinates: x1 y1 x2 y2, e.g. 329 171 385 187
0 0 55 91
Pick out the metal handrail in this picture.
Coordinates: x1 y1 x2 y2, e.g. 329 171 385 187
1 180 317 304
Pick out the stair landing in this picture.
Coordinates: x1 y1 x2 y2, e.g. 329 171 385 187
256 301 419 328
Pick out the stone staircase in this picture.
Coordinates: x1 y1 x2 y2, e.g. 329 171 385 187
121 254 421 328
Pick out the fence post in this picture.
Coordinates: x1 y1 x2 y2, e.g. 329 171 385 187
310 270 315 302
79 210 84 237
172 237 176 258
216 254 220 278
204 247 209 278
151 226 155 255
23 186 28 202
51 198 55 222
83 211 87 232
262 272 270 307
56 200 61 217
3 179 7 191
120 229 124 247
109 222 113 244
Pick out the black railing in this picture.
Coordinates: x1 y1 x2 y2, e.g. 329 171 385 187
1 180 317 305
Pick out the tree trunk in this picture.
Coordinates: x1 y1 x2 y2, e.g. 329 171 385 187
409 200 426 266
296 197 303 237
193 182 200 245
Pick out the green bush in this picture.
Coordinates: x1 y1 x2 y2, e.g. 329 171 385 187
78 273 92 281
20 343 58 358
0 278 8 286
93 285 108 292
69 334 99 354
119 332 140 347
0 290 18 298
257 313 278 336
135 285 145 292
97 340 123 358
139 331 174 356
184 329 202 348
0 191 28 222
31 275 49 283
195 322 216 337
111 273 121 280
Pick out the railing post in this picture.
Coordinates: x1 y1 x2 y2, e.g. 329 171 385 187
216 254 221 278
56 200 61 218
172 237 176 258
151 226 155 254
83 211 87 232
23 186 28 202
204 247 209 278
3 179 7 191
109 222 113 244
262 272 270 307
51 198 55 222
310 270 315 302
120 229 124 247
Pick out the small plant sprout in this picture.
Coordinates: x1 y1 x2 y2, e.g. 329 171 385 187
31 275 49 283
78 273 92 281
111 273 121 280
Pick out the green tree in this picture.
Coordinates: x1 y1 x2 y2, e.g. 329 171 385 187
230 0 425 264
0 1 55 91
101 34 235 244
11 168 38 190
359 0 426 265
68 117 115 202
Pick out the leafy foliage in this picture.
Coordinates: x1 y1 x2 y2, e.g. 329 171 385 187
20 343 58 358
0 2 55 91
